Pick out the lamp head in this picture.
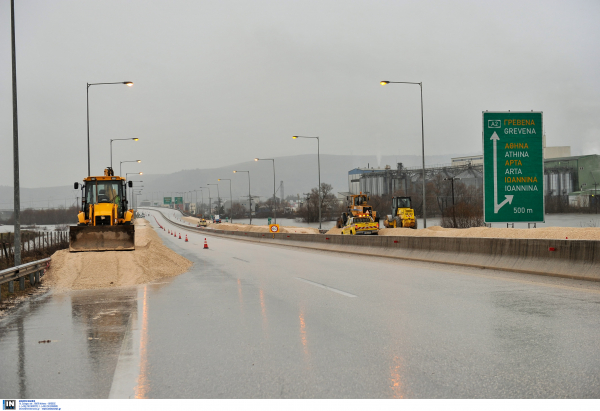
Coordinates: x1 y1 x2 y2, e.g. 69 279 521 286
380 81 389 85
133 138 139 141
218 179 221 181
233 170 237 173
124 82 133 87
137 160 141 163
254 158 259 161
292 136 298 139
139 172 143 175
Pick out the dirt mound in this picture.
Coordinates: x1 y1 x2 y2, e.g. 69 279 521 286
180 216 320 234
377 226 600 240
45 219 192 292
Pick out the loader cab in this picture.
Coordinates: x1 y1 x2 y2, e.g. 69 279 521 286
80 176 128 220
393 197 412 210
353 195 368 206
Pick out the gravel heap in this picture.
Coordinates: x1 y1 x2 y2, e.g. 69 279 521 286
45 219 192 292
180 216 320 234
377 225 600 240
178 213 600 240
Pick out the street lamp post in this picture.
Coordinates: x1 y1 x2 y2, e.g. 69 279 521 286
176 192 185 212
197 187 205 216
293 136 321 229
255 158 276 224
218 179 233 223
120 160 141 177
87 81 133 176
208 184 220 216
133 189 143 214
233 170 251 225
202 186 212 217
380 80 427 228
10 0 22 272
192 189 201 215
132 186 143 213
443 177 460 228
110 138 138 169
126 172 142 209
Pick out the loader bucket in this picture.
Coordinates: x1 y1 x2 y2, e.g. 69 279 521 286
69 225 135 252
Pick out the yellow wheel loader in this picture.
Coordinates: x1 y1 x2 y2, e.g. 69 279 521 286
69 167 135 252
383 196 417 229
336 192 379 228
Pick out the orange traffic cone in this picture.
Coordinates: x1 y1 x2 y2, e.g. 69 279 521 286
179 233 181 239
185 235 188 242
203 238 209 249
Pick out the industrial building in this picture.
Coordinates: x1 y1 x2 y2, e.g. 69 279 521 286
545 155 600 206
347 146 600 207
348 161 484 197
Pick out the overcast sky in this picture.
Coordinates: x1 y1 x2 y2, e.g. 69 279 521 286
1 0 599 188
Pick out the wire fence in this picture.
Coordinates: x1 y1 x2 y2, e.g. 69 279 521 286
0 230 69 270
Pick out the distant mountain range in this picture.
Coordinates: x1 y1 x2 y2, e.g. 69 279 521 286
0 153 471 209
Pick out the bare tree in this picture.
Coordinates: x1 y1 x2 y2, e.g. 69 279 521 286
230 202 248 219
297 183 339 222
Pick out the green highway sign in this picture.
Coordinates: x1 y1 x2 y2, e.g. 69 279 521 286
163 197 172 205
483 111 544 223
174 197 183 204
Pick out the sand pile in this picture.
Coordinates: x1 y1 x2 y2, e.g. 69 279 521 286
374 225 600 240
45 219 192 292
213 223 320 234
180 215 319 234
181 212 600 240
181 216 200 225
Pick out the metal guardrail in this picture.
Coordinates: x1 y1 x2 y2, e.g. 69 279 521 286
0 257 50 303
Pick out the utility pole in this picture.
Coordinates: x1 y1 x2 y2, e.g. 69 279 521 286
443 177 460 228
592 183 599 215
11 0 21 275
590 171 599 215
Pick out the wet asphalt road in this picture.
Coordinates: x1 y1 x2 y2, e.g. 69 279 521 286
1 210 600 398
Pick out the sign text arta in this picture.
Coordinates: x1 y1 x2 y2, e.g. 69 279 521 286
483 112 544 223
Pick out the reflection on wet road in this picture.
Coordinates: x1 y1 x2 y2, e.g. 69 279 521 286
0 288 139 398
134 286 149 399
2 209 600 398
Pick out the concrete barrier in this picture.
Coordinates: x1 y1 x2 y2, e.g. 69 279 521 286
145 208 600 282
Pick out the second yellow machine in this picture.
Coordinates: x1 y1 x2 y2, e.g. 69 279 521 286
383 196 417 229
69 167 135 252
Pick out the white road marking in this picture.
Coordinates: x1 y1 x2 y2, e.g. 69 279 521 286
295 277 357 298
108 288 144 399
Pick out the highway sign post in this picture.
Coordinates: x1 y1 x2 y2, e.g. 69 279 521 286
164 197 172 205
483 112 544 223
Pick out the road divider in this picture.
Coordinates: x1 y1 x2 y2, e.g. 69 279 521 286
145 208 600 282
